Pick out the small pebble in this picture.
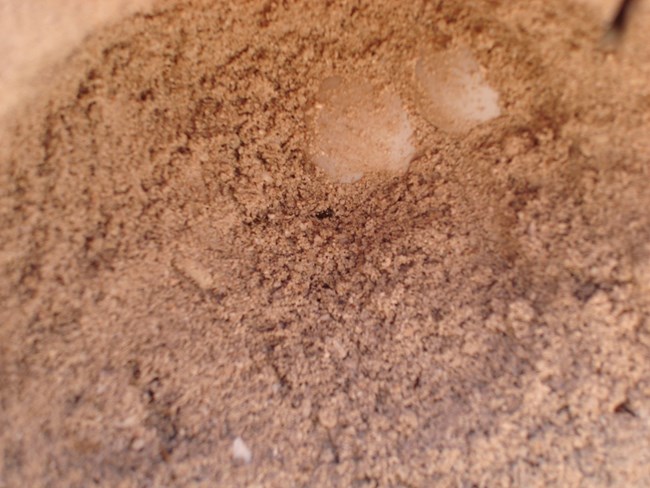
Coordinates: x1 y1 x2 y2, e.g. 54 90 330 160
232 436 252 464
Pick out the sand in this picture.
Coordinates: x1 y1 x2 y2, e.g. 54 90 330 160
1 0 650 486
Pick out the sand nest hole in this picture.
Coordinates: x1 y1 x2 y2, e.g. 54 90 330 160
1 0 650 487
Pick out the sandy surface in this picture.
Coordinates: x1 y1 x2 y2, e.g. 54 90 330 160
2 0 650 486
0 0 153 120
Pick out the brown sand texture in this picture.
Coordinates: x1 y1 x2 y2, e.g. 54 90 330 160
2 0 650 486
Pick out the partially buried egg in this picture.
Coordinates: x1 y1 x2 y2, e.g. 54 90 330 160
415 46 501 134
308 76 416 183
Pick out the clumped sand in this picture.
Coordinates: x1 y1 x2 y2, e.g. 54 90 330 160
1 0 650 486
